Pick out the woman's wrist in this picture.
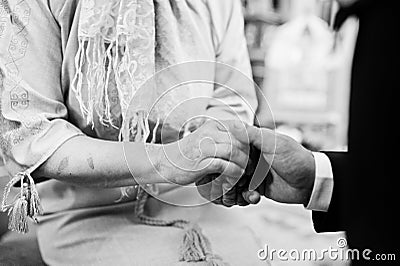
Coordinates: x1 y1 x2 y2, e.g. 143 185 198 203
148 142 180 184
146 143 184 185
148 141 198 185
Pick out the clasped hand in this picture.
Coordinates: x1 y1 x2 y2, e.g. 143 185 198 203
194 123 316 207
153 120 259 206
155 120 316 208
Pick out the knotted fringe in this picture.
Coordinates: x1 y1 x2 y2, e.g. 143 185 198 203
1 172 43 233
72 0 157 131
180 225 226 266
72 36 119 128
134 189 226 265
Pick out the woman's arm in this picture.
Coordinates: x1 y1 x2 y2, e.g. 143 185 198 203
1 2 247 191
33 136 154 188
34 120 183 188
34 120 250 188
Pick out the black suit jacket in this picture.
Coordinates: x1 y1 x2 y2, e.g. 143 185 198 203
312 1 396 264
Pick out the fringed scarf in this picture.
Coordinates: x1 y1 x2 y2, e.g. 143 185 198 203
1 0 225 265
72 0 157 140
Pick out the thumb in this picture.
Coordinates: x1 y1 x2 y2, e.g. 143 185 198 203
242 190 261 204
246 126 276 155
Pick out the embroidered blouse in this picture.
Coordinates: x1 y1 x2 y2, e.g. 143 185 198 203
0 0 257 215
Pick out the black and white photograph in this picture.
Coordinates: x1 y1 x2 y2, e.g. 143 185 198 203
0 0 396 265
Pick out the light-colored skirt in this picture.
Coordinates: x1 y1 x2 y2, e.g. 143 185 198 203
36 187 268 266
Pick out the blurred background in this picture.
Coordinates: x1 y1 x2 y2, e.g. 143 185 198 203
1 0 358 265
243 0 358 152
242 0 357 264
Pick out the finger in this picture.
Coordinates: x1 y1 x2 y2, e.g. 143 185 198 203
236 191 250 206
237 196 249 206
242 190 251 203
216 160 245 180
236 175 249 190
204 159 245 203
205 120 248 147
250 191 261 204
218 144 249 169
202 143 249 169
222 120 251 145
222 179 237 207
212 197 223 206
235 177 251 206
200 121 250 150
212 131 250 154
242 190 261 205
195 175 213 201
243 190 261 204
202 158 245 181
218 161 246 206
246 126 276 155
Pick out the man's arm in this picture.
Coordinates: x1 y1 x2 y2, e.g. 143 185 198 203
196 124 348 235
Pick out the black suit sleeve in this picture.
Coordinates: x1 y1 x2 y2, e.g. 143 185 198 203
312 152 348 233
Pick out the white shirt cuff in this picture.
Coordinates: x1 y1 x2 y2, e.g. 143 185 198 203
306 152 334 212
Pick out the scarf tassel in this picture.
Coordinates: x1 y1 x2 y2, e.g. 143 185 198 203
180 224 226 266
134 189 226 265
1 172 43 233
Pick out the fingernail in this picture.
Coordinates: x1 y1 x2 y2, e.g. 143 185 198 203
249 192 260 204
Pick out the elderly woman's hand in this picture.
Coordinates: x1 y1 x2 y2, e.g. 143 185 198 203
156 120 250 186
196 144 262 207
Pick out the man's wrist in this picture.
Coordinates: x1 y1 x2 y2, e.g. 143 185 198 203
302 183 315 207
302 151 316 207
305 152 334 212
